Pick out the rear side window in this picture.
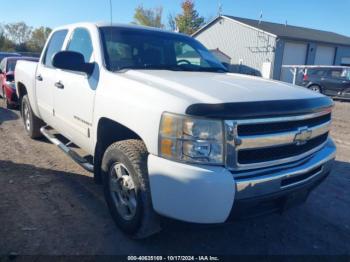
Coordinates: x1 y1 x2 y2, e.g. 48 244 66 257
43 30 68 67
308 69 326 77
329 69 343 79
67 28 93 62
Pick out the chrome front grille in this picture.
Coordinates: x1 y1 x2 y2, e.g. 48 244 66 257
225 109 332 172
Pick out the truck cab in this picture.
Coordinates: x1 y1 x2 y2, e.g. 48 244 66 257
15 23 336 238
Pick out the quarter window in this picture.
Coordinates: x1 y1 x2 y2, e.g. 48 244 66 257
67 28 93 62
43 30 68 67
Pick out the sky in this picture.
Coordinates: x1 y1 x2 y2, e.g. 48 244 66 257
1 0 349 37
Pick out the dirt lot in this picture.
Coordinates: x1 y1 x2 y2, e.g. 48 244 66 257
0 100 349 256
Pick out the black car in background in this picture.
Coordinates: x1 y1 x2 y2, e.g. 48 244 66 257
301 66 350 99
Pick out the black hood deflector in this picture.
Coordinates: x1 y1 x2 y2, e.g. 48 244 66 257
186 97 334 119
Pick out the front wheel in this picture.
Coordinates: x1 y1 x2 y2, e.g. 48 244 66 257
309 85 322 93
21 95 44 139
101 140 160 238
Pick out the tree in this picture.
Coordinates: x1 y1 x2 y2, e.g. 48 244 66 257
4 22 32 46
133 5 164 28
167 13 177 31
27 27 52 52
0 24 15 51
174 0 205 35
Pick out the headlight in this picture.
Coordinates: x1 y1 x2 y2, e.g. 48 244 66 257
159 112 224 164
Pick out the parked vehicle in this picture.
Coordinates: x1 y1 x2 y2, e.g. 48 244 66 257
0 52 21 62
301 66 350 99
0 57 39 108
15 23 336 238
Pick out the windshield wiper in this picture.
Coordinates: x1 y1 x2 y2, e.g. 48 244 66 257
197 67 228 73
176 65 228 73
115 65 182 72
114 64 227 73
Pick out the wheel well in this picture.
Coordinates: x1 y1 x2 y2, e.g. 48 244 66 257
93 118 144 183
17 82 27 103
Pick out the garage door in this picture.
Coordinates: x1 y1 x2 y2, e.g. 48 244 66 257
315 45 335 65
341 57 350 66
281 42 308 83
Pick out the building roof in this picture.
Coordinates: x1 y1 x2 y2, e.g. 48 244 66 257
194 15 350 46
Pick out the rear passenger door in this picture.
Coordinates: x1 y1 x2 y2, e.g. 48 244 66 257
53 27 96 153
36 29 68 125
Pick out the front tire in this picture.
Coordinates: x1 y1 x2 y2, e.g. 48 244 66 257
21 95 44 139
102 140 160 238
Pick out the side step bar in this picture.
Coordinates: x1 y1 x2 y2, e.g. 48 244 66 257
40 126 94 173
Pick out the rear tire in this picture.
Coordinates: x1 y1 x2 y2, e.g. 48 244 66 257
101 139 160 238
309 85 322 93
21 95 44 139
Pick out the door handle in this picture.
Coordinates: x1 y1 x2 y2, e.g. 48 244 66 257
36 75 43 81
55 81 64 89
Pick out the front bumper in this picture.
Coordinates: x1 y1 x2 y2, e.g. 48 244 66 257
148 139 336 224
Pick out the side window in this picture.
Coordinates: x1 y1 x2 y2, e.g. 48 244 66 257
340 69 348 79
67 28 93 62
329 69 342 79
43 30 68 67
309 69 330 77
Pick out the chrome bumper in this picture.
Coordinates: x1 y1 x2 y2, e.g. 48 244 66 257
234 138 336 200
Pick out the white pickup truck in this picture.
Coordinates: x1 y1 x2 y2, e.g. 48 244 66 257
15 23 336 238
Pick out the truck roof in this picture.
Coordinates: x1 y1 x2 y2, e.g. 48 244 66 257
53 22 184 36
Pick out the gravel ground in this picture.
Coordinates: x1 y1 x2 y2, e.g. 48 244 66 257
0 99 349 256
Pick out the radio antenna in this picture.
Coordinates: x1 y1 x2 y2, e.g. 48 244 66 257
109 0 113 26
108 0 113 41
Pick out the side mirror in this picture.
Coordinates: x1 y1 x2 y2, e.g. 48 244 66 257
52 51 94 75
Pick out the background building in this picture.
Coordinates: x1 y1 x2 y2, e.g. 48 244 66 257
193 15 350 82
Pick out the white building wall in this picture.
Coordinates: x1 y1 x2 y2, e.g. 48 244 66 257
194 17 277 77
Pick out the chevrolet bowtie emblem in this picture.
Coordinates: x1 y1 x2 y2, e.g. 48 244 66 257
294 127 313 145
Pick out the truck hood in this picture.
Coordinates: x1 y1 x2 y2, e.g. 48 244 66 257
122 70 324 104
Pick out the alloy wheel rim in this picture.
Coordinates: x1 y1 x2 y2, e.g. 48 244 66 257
109 162 137 221
311 86 320 92
23 103 31 131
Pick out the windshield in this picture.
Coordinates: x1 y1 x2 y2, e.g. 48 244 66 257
99 26 227 73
